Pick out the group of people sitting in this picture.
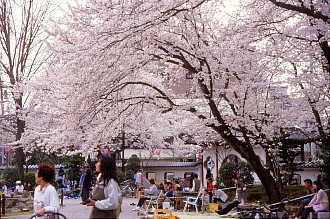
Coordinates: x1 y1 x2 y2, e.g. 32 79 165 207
0 180 33 196
131 175 329 218
132 176 229 212
296 179 329 219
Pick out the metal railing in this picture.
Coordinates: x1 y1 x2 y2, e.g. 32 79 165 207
268 189 330 208
0 193 5 216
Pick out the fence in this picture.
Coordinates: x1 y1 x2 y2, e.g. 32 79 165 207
0 193 5 216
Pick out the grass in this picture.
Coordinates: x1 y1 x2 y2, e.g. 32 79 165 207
1 210 34 217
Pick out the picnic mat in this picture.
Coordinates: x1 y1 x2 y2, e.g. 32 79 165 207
174 212 239 219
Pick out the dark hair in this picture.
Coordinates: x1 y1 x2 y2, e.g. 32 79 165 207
214 184 219 189
175 180 180 184
313 181 323 190
98 153 118 184
304 179 312 185
194 173 198 178
38 163 55 183
150 179 155 184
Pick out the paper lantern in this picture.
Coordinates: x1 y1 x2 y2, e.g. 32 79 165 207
154 148 161 155
4 147 10 153
103 148 109 153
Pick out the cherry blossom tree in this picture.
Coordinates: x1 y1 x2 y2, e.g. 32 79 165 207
24 0 329 202
0 0 51 178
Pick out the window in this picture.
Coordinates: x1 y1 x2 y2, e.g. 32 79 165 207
185 72 193 79
164 172 174 181
223 154 241 164
184 172 194 179
146 172 156 180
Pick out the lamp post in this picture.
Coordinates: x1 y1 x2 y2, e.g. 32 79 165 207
121 129 125 173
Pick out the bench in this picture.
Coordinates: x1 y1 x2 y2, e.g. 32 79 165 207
309 211 330 219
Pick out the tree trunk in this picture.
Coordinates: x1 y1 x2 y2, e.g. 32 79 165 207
15 99 26 180
225 135 282 203
243 146 282 203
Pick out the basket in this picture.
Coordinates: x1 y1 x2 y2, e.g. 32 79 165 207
208 203 220 213
153 209 178 219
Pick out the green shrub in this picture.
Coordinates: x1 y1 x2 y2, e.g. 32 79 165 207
246 185 306 203
2 168 20 187
2 168 37 188
217 161 254 187
24 172 36 188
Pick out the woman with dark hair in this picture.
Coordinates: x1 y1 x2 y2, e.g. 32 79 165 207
86 153 122 219
33 163 60 218
301 181 329 219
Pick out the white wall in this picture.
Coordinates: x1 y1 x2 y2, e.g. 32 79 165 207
203 146 267 184
296 169 321 185
142 166 202 183
203 147 322 186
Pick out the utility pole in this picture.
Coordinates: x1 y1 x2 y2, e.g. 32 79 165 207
0 76 4 116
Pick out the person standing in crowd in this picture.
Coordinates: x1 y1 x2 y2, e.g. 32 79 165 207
182 177 191 191
232 175 247 206
81 167 93 205
86 153 122 219
33 163 60 218
301 181 329 219
79 167 87 203
296 179 316 218
134 169 144 190
192 174 201 192
207 178 214 203
56 167 65 189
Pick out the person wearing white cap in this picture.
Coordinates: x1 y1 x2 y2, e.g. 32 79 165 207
15 181 24 194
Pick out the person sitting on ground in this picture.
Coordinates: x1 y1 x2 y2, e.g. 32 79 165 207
174 180 182 192
15 181 24 194
212 185 228 204
202 189 210 205
232 175 247 205
165 182 175 197
0 182 10 196
132 179 159 211
33 163 60 218
301 180 329 219
295 178 316 218
0 181 4 192
158 182 165 191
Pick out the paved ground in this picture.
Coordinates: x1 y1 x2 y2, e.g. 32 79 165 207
3 198 230 219
4 197 141 219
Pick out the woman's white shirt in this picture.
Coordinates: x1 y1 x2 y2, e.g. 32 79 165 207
33 184 60 218
95 174 122 210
